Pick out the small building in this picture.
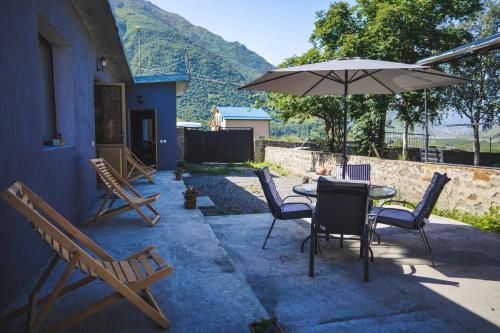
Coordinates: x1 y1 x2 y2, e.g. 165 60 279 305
212 106 272 140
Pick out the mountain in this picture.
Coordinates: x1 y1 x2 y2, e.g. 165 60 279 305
109 0 274 122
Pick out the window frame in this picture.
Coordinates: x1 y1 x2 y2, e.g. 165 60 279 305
38 33 57 145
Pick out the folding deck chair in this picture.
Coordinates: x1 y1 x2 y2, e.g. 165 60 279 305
87 158 161 226
0 181 173 333
125 147 156 184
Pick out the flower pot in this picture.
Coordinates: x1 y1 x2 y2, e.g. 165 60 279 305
184 198 196 209
175 173 182 181
316 166 327 175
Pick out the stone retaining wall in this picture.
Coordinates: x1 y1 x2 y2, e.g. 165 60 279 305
264 146 499 214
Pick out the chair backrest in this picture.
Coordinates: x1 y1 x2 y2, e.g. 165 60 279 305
1 182 114 276
316 177 370 236
413 172 451 223
89 158 141 202
125 147 148 169
255 167 283 217
336 164 371 181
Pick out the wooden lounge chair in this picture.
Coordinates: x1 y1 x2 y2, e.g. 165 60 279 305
0 181 173 333
125 147 156 184
87 158 160 226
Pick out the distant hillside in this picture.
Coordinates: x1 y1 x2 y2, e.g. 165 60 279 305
110 0 274 122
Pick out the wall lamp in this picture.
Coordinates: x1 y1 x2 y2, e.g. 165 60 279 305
137 95 144 104
96 56 107 72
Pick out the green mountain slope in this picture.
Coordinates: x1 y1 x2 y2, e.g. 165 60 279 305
110 0 274 122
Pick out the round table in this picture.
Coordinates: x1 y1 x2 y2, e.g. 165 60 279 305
293 183 397 200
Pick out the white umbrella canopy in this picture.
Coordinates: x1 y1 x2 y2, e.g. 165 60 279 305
239 58 468 178
239 58 467 96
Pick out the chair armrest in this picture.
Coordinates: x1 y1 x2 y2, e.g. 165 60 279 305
371 207 416 225
283 195 313 203
279 202 313 212
381 200 416 209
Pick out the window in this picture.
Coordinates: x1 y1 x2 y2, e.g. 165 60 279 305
38 35 56 145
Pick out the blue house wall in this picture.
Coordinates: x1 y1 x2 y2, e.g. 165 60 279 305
0 0 119 310
126 84 178 170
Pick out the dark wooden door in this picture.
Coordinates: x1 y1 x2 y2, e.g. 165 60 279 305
130 110 156 166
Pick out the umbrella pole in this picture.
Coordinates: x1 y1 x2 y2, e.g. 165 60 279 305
342 72 348 179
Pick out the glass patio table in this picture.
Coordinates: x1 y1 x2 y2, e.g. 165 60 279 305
293 183 397 200
293 182 396 252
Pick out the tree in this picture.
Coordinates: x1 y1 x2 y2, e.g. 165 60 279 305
310 0 481 155
258 49 347 152
443 1 500 166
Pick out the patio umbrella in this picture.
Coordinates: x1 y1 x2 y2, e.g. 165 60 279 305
238 58 467 178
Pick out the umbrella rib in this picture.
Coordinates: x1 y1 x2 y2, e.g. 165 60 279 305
308 71 343 84
349 69 382 84
302 71 333 96
329 71 345 83
348 70 361 82
361 70 396 94
237 71 303 90
409 69 472 82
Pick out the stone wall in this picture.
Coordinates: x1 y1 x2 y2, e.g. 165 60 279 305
264 146 499 214
255 139 320 162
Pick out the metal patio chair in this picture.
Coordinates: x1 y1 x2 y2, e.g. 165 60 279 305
255 167 314 249
335 164 372 246
369 172 451 267
309 177 372 282
335 164 371 181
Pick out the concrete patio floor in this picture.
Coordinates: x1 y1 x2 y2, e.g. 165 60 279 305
2 171 500 332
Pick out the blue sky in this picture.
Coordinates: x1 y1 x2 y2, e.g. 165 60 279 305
149 0 355 65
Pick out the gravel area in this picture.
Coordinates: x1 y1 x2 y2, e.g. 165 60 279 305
183 166 312 216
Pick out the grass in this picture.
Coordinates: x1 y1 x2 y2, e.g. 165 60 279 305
429 138 500 153
243 161 290 176
184 164 240 176
435 207 500 233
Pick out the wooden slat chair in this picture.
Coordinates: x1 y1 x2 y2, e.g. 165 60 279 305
125 148 156 184
87 158 160 226
0 181 173 333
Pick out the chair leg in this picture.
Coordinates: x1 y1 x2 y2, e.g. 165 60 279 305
374 231 381 244
340 234 344 248
419 227 435 267
363 227 370 282
309 222 316 277
28 254 80 333
316 235 321 254
300 235 310 253
262 218 277 249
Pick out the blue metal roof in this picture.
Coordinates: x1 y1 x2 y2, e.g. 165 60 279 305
217 107 272 120
134 73 190 84
418 32 500 65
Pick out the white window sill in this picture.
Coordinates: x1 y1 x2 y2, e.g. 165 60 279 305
41 145 74 152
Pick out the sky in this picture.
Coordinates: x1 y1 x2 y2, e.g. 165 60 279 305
149 0 355 65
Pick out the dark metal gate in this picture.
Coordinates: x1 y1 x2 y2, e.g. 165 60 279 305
185 128 254 163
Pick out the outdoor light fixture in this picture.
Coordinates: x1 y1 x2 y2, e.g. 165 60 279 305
96 56 107 72
137 95 144 104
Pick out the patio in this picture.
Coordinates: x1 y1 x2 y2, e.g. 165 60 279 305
2 170 500 332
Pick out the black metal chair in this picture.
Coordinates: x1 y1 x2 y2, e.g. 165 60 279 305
369 172 451 267
335 164 371 181
255 167 314 249
309 177 372 282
